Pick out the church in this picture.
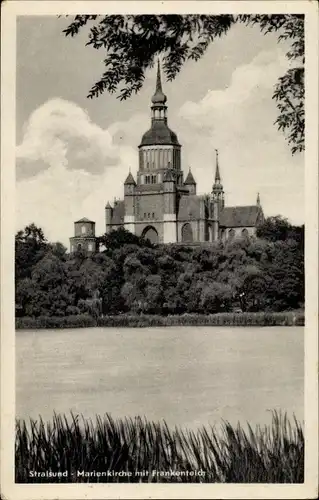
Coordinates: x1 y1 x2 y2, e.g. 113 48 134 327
70 61 264 253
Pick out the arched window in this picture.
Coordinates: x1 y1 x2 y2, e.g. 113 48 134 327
242 228 249 239
228 228 235 240
181 223 193 243
142 226 159 244
81 225 86 234
77 243 82 251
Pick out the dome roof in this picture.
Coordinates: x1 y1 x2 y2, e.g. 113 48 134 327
140 120 180 147
151 90 167 105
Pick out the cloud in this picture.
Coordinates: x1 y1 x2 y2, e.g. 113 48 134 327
179 49 289 131
16 100 150 245
175 48 303 223
16 98 122 179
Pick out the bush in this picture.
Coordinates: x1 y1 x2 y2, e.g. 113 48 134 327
16 314 97 330
15 411 304 483
16 311 304 330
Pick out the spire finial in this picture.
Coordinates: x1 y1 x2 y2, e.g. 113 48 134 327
214 148 221 183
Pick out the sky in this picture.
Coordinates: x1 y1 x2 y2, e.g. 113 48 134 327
16 15 304 247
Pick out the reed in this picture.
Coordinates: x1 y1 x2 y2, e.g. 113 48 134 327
16 411 303 483
16 311 304 330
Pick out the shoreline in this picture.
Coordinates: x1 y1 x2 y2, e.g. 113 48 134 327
16 311 304 330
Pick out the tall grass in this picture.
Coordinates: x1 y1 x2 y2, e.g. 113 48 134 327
16 411 303 483
16 311 304 330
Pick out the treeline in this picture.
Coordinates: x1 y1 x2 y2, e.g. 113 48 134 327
15 217 304 319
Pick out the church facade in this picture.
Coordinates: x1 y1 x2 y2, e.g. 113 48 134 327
70 62 264 252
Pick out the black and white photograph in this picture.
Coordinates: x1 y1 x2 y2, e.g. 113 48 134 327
1 1 318 499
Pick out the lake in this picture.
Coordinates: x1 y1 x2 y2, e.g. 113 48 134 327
16 326 304 429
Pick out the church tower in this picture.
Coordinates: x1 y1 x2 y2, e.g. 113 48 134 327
211 149 225 241
211 149 225 209
136 60 182 243
137 60 182 184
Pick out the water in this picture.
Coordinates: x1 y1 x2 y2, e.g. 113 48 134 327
16 326 304 429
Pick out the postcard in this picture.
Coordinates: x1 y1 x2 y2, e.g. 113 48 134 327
1 1 318 499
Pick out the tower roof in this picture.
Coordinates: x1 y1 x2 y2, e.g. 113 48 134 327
140 121 180 147
74 217 95 224
124 171 136 185
184 169 196 185
212 149 224 195
140 59 180 148
105 202 112 209
214 149 221 183
151 59 167 106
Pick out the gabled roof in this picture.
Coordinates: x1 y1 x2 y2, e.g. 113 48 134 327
178 195 204 220
124 172 136 185
219 206 261 228
75 217 95 224
111 200 125 225
184 170 196 185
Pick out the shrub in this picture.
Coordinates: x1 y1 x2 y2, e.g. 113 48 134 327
16 311 304 330
16 314 97 330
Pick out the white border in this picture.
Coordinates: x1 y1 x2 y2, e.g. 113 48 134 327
1 2 318 499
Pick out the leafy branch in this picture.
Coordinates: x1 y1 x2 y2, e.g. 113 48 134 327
63 14 305 154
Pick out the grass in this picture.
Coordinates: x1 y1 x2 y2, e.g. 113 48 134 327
16 311 305 330
16 411 304 483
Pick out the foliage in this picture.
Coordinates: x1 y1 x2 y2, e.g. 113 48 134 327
16 311 304 330
63 14 304 154
257 215 304 244
16 411 304 483
15 224 304 320
240 15 304 154
98 227 154 251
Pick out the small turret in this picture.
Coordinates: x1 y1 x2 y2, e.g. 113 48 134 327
124 171 136 186
124 169 136 196
105 202 113 233
163 169 175 192
184 168 196 195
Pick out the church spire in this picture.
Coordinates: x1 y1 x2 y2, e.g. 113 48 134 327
214 149 221 183
256 192 261 206
156 59 162 94
212 148 225 208
151 59 167 107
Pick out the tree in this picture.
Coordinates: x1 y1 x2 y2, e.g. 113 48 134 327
63 14 304 154
15 224 48 280
257 215 304 244
98 227 154 252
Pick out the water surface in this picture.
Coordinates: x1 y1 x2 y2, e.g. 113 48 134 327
16 326 304 428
